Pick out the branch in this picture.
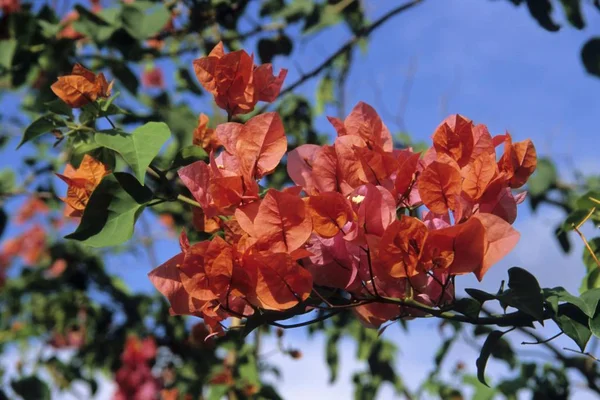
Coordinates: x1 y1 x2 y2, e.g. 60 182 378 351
256 0 424 114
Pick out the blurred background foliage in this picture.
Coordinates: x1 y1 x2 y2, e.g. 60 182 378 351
0 0 599 399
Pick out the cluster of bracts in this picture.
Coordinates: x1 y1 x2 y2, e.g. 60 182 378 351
48 42 536 336
142 43 537 336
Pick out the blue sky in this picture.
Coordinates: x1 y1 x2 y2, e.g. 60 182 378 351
2 0 600 398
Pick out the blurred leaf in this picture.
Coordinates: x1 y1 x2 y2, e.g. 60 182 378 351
65 172 153 247
463 375 497 400
260 0 285 17
326 332 339 383
0 39 17 71
582 238 600 272
555 225 571 253
73 5 119 43
171 145 208 169
575 191 600 210
582 37 600 78
559 0 584 29
316 74 334 115
121 1 171 40
476 330 507 386
94 122 171 184
0 169 16 194
18 114 66 149
11 376 50 400
175 68 203 95
526 0 560 31
108 60 139 95
257 35 293 64
527 158 556 196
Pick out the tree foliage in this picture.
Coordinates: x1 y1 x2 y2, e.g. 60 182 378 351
0 1 599 400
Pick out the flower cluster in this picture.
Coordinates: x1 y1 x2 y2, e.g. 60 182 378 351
148 41 537 335
113 336 160 400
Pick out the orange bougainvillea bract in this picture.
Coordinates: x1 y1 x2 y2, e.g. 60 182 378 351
192 42 287 116
56 154 110 217
51 63 113 108
148 42 537 334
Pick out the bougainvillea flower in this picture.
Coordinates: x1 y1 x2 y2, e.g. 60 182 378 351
114 336 160 400
14 196 49 225
51 63 114 108
0 0 20 14
498 134 537 188
141 65 165 89
327 102 393 151
377 216 428 278
0 224 47 266
57 154 110 217
193 113 221 153
193 42 287 116
148 89 536 333
432 114 474 168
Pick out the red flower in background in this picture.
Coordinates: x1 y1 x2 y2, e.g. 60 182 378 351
142 66 165 89
15 197 49 225
0 0 20 14
113 336 160 400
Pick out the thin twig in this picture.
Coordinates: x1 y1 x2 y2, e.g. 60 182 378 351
255 0 424 115
573 207 600 268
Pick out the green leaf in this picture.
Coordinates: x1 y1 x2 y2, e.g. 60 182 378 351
527 158 556 196
544 286 589 316
257 35 293 64
526 0 560 32
580 268 600 293
588 306 600 338
554 313 591 352
499 267 545 322
463 375 497 400
0 208 6 239
559 0 585 29
44 99 73 118
0 168 16 194
316 75 335 115
121 1 171 40
72 5 119 43
0 39 17 70
434 338 454 367
326 332 339 383
65 173 153 247
465 288 497 303
207 385 229 400
453 298 481 320
580 287 600 316
554 225 571 253
94 122 171 184
108 60 139 95
575 191 600 210
171 145 208 169
175 68 203 95
18 114 66 149
476 330 507 387
582 37 600 78
11 376 51 400
583 238 600 272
